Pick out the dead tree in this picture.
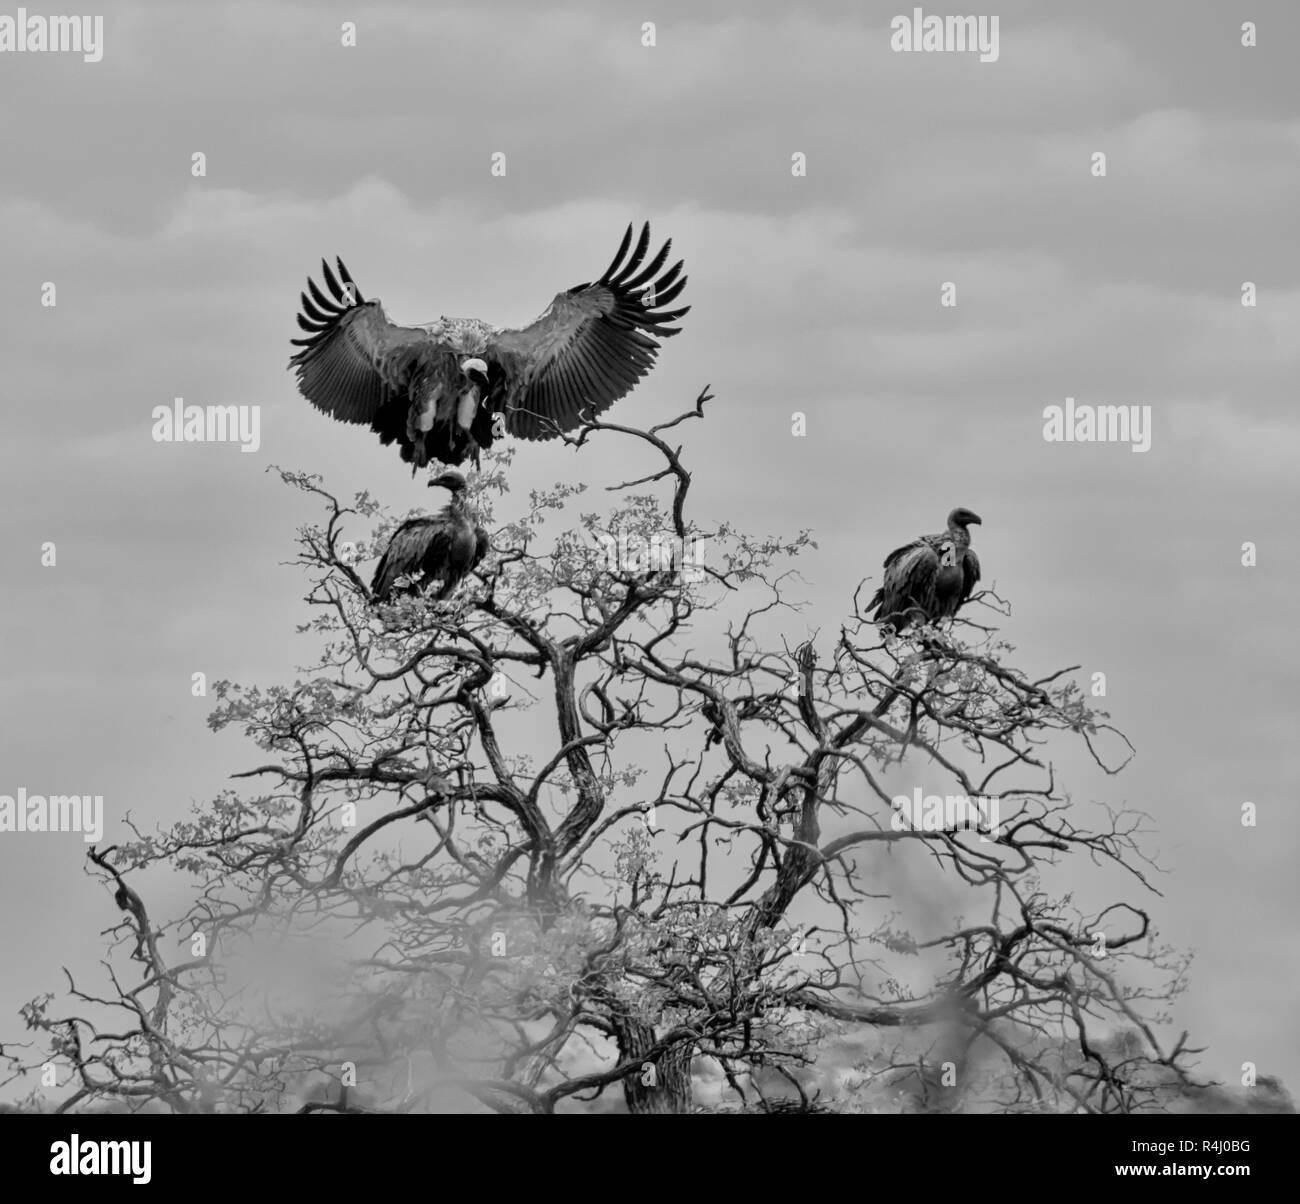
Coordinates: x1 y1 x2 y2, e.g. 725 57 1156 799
12 389 1202 1115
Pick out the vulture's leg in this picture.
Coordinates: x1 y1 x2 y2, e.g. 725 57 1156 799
455 387 479 430
407 385 442 472
454 386 481 464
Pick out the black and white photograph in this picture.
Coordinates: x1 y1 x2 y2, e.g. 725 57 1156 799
0 0 1296 1173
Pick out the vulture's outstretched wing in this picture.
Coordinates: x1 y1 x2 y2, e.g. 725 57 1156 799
289 258 440 444
371 518 450 602
483 223 690 440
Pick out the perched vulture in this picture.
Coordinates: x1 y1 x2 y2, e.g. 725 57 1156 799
868 508 982 630
370 470 489 603
289 223 690 472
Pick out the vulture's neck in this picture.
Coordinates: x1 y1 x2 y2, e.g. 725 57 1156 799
947 521 972 548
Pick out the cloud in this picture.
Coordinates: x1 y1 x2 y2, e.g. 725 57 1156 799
2 0 1298 1103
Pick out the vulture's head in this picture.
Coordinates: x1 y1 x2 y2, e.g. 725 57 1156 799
948 507 982 530
428 469 468 494
459 357 490 389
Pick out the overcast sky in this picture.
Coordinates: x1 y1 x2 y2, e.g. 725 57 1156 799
1 0 1297 1103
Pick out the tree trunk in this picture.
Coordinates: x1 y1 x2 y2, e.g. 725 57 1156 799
615 1018 694 1114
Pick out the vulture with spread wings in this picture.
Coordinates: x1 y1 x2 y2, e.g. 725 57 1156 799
289 223 689 472
371 471 488 603
868 508 982 630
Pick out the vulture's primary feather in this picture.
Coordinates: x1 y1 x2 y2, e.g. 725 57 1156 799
371 471 488 603
290 223 689 472
868 508 982 630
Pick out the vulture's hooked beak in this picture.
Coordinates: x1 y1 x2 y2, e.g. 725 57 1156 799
969 514 983 525
427 469 468 494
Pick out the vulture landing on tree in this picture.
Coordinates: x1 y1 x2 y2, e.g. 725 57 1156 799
289 223 690 473
370 471 488 603
868 508 982 630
